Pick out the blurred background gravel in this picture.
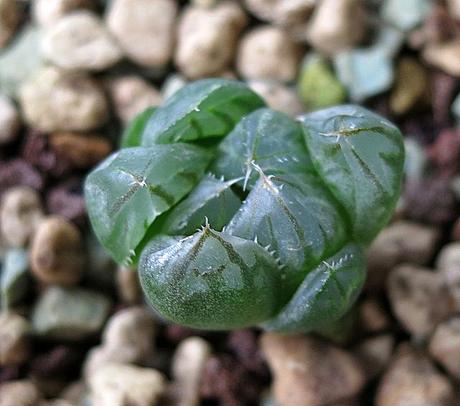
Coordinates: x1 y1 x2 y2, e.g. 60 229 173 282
0 0 460 405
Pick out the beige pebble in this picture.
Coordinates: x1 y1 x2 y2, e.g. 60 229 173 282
261 333 365 406
106 0 177 68
49 132 112 169
436 242 460 311
84 306 156 377
0 380 42 406
0 94 20 145
376 344 454 406
387 264 452 338
116 266 142 304
306 0 365 55
0 312 30 365
249 80 304 117
423 39 460 77
359 298 391 333
108 75 162 124
429 317 460 380
237 26 302 82
175 2 248 79
366 221 439 290
448 0 460 19
42 11 122 71
19 66 108 132
0 187 44 248
30 216 85 286
245 0 314 26
170 337 212 406
354 335 394 379
0 0 21 49
33 0 92 27
89 363 166 406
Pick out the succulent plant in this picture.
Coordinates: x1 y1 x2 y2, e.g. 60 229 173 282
85 79 404 332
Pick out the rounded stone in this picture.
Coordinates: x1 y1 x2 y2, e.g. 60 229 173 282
306 0 366 55
30 216 85 286
0 312 30 365
108 75 162 124
0 187 44 248
42 11 123 71
106 0 177 68
49 132 112 169
33 0 92 27
237 26 302 82
89 363 166 406
0 0 21 49
175 2 248 79
19 66 109 132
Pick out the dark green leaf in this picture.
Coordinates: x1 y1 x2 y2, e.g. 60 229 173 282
139 227 284 330
141 79 265 146
262 243 365 333
162 175 241 235
84 144 212 264
300 105 404 244
227 171 348 294
120 106 156 148
212 108 313 189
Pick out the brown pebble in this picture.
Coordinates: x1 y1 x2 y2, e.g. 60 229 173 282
387 265 452 338
429 317 460 380
359 298 391 333
261 333 365 406
49 133 112 169
0 312 30 366
376 344 454 406
366 221 440 290
354 335 395 380
116 265 142 304
30 216 85 286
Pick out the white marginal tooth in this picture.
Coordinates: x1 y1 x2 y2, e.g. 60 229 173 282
254 235 258 244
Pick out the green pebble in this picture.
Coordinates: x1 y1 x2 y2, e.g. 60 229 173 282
0 249 29 309
298 54 346 110
32 286 111 340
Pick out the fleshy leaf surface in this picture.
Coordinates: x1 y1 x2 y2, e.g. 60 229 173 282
121 106 156 148
139 227 284 329
226 171 348 294
300 105 404 243
142 79 265 146
162 175 241 235
262 243 365 333
212 108 313 189
84 144 212 264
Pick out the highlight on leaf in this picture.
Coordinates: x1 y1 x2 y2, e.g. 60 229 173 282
84 79 405 333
